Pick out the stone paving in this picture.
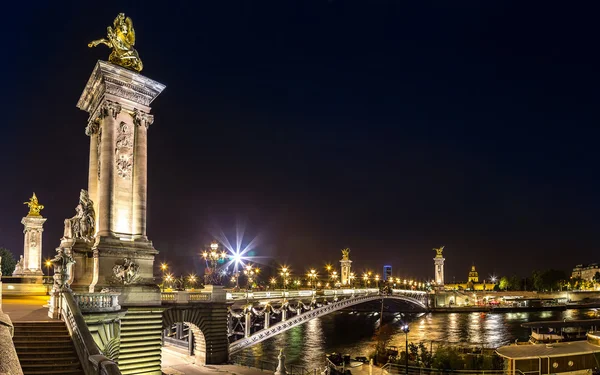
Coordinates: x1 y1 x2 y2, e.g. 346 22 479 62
162 348 274 375
1 295 54 322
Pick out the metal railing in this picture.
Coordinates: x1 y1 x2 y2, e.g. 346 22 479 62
381 363 526 375
232 356 321 375
61 291 122 375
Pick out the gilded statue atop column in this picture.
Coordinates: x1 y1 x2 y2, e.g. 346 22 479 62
341 248 350 260
88 13 143 72
433 245 445 258
24 193 44 216
63 189 96 242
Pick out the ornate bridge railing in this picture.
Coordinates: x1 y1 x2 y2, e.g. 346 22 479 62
160 291 212 304
74 292 121 312
229 292 427 354
61 291 122 375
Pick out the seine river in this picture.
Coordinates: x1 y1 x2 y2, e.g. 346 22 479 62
232 309 599 368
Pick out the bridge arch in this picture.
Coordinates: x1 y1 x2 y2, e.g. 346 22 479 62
229 293 427 353
163 305 228 365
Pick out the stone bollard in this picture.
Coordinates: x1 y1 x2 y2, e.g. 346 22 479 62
274 349 287 375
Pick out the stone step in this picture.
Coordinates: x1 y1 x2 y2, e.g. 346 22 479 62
121 319 163 326
13 329 69 335
14 338 73 346
17 351 78 359
15 342 75 354
22 369 83 375
118 345 161 358
13 333 71 340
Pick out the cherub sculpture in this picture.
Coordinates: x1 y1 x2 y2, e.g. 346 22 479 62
24 193 44 216
88 13 143 72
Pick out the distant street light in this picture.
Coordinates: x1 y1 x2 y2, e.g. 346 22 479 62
45 259 52 277
308 269 318 289
160 263 168 292
280 266 291 292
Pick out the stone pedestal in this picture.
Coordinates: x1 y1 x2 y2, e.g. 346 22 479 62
65 61 165 306
19 215 47 276
340 259 352 286
434 256 445 289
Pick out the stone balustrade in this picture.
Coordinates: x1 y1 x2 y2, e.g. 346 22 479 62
73 292 121 312
161 291 212 304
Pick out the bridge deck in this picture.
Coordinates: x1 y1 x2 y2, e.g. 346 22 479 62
1 295 55 322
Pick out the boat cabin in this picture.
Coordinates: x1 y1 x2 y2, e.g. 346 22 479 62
522 319 600 344
496 332 600 375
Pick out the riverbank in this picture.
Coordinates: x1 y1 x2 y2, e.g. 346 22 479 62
430 302 600 313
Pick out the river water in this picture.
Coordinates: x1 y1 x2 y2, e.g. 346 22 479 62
232 308 599 369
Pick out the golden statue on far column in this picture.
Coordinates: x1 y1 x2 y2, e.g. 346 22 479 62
24 193 44 216
88 13 143 72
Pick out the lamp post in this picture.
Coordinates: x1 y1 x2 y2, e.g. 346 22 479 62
187 274 197 290
401 323 410 375
308 269 317 289
165 273 173 291
331 271 338 287
45 259 52 276
202 241 228 285
375 274 380 288
280 267 290 294
349 272 356 289
160 263 168 292
363 273 369 288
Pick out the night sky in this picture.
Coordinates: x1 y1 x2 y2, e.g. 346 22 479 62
0 1 598 281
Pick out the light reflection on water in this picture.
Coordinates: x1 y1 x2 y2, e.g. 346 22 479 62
233 309 599 367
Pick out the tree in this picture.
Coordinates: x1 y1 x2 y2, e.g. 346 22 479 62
508 275 521 291
499 276 509 291
593 272 600 285
0 248 17 276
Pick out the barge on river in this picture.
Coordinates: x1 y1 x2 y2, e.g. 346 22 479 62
522 319 600 344
496 332 600 375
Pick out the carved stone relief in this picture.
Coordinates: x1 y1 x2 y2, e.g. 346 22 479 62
115 122 134 179
112 258 140 285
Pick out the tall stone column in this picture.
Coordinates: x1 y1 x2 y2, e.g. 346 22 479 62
20 194 46 276
433 246 445 289
339 248 352 286
74 60 165 302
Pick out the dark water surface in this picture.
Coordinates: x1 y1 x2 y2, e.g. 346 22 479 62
233 309 599 368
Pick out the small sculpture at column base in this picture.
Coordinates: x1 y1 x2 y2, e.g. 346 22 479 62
275 349 288 375
12 256 24 277
62 189 96 242
50 248 76 292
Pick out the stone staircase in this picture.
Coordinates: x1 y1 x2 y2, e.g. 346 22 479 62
13 321 84 375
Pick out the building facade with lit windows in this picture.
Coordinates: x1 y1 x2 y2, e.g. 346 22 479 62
444 265 496 291
572 263 600 281
383 265 392 281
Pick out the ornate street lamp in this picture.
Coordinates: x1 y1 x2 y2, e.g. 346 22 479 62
363 273 369 288
160 263 168 292
401 323 410 375
280 266 291 292
187 274 197 290
45 259 52 277
349 272 356 288
202 241 228 285
307 269 317 289
375 274 380 288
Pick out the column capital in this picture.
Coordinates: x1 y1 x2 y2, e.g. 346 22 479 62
132 108 154 129
101 100 122 119
85 120 100 136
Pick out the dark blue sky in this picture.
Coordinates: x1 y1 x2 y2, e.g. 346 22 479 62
0 1 598 281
